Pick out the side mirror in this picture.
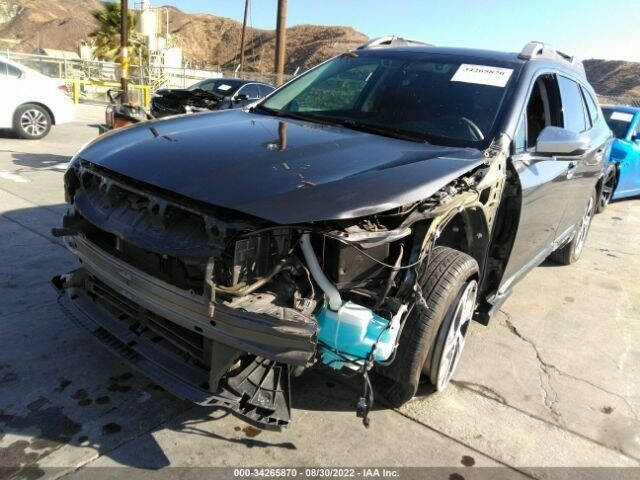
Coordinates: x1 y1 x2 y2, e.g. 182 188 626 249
535 126 589 155
235 93 249 101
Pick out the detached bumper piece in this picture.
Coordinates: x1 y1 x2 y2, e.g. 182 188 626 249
52 270 304 430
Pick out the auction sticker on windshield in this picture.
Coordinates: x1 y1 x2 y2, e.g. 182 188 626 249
217 84 232 91
451 64 513 87
610 111 634 122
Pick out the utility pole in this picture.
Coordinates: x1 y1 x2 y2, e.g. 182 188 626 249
239 0 249 72
120 0 129 104
274 0 287 85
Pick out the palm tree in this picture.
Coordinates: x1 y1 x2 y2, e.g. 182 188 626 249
89 2 148 63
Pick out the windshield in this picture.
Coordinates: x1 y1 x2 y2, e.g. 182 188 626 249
258 52 518 148
602 107 635 139
187 79 244 95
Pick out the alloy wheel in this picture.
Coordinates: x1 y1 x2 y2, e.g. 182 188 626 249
434 279 478 391
20 109 48 137
574 196 594 258
599 172 615 211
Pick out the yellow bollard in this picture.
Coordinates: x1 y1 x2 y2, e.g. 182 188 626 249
142 86 150 110
71 80 80 105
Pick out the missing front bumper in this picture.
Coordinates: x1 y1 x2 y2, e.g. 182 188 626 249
52 269 314 430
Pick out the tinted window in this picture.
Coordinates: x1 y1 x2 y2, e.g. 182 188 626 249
239 84 260 99
258 84 275 97
581 87 599 125
261 54 519 148
602 107 634 139
558 76 587 133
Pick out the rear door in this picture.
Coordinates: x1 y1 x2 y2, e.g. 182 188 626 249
501 73 571 285
0 60 23 128
554 77 603 236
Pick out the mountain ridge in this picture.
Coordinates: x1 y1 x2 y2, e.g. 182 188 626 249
0 1 638 97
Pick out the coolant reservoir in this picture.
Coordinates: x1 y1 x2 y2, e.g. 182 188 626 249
315 302 397 369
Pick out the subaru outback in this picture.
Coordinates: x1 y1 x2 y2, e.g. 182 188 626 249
52 38 612 429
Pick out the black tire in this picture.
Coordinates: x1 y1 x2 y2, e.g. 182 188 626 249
595 166 617 214
13 103 52 140
550 189 596 265
376 246 479 407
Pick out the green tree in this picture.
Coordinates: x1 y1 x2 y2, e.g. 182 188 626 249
89 2 148 63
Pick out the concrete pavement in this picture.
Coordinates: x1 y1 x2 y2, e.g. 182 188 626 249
0 105 638 479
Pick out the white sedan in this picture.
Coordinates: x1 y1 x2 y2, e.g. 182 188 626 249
0 57 75 139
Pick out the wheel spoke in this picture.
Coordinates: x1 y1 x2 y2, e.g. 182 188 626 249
435 280 477 391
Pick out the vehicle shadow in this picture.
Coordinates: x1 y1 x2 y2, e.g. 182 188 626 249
9 151 71 171
0 129 18 139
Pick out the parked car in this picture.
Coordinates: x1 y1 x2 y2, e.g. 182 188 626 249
53 38 611 430
598 105 640 209
151 78 275 118
0 57 75 139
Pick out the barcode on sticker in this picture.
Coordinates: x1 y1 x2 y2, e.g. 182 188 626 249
610 111 633 122
451 64 513 87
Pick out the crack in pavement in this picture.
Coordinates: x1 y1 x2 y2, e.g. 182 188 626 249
499 310 640 423
500 310 563 424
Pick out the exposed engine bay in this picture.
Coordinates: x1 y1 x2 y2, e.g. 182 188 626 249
151 89 224 117
53 134 516 429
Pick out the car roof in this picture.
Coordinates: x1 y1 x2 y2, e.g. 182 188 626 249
216 78 272 86
359 45 525 64
601 104 640 114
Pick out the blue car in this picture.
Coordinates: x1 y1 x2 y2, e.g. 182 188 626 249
600 105 640 211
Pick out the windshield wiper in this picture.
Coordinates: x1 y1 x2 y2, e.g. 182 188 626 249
335 119 428 143
250 105 337 124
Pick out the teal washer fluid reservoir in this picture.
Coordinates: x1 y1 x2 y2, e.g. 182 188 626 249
315 301 399 369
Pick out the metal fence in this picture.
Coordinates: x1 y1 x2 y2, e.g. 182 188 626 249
1 50 293 105
597 95 640 108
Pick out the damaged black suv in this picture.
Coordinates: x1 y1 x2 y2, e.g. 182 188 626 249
53 38 612 429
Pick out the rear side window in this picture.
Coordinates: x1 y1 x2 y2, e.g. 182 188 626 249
259 84 275 97
240 84 260 99
558 76 588 133
581 87 599 126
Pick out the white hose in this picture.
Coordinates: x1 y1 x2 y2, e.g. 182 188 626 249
300 233 342 311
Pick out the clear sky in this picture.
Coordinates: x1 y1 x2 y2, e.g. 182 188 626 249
157 0 639 62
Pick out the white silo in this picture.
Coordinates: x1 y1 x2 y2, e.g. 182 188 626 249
138 0 158 48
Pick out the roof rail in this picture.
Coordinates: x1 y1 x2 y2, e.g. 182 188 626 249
519 41 585 76
357 35 430 50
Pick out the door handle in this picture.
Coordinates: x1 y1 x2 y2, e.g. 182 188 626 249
566 160 578 179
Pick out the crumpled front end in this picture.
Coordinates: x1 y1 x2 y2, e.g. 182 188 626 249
54 159 318 429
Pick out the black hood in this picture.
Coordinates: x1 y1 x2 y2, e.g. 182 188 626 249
78 110 486 224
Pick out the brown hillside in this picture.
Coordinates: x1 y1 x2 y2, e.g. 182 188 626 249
0 1 638 96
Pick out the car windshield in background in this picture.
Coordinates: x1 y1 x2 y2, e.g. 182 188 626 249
602 107 634 139
187 79 244 95
258 52 518 148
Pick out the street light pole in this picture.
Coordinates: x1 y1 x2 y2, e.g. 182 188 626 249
274 0 287 85
239 0 249 72
120 0 129 104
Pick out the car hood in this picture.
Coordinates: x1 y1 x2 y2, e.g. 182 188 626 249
78 109 486 224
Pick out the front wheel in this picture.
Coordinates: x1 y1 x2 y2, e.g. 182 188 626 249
376 246 479 406
550 190 596 265
13 104 52 139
